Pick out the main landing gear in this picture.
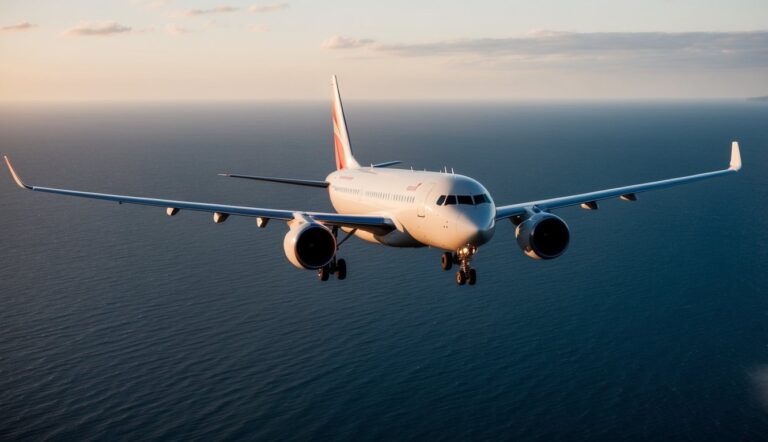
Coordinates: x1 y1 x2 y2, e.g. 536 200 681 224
441 246 478 286
318 226 353 282
318 257 347 281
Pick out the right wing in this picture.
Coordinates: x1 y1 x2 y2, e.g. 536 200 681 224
495 142 742 220
4 156 395 235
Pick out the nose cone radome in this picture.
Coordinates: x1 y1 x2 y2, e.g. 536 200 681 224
456 210 495 247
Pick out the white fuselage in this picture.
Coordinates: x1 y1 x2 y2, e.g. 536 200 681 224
326 168 496 251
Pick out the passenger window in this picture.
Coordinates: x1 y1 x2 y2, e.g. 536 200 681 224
445 195 457 205
436 195 446 205
458 195 473 205
473 194 488 204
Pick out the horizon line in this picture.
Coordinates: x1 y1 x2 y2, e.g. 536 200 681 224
0 96 764 105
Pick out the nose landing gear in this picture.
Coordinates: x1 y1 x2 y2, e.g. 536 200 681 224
445 245 478 286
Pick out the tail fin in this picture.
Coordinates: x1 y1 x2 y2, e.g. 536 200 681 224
331 75 360 170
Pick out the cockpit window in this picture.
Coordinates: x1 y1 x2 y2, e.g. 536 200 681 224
438 194 491 206
473 194 489 204
457 195 473 205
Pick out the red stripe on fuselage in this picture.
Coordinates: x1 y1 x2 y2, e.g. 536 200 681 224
406 183 422 191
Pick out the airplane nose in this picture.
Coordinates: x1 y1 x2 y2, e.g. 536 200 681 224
456 212 495 246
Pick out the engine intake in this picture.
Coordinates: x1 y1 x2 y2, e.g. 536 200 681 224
515 213 570 260
283 221 337 270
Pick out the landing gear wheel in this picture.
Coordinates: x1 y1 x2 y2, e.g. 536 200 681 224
452 244 479 287
335 258 347 280
441 252 453 271
456 269 467 285
318 265 330 281
467 268 477 285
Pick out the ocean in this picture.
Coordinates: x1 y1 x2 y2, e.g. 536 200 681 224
1 101 767 440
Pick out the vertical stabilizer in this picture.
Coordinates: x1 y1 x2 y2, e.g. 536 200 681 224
331 75 360 170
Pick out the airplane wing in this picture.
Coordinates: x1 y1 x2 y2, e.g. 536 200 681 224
3 156 395 235
495 142 741 220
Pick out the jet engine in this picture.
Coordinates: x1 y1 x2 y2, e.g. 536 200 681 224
283 220 337 270
515 213 570 260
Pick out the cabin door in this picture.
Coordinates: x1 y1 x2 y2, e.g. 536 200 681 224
417 183 436 218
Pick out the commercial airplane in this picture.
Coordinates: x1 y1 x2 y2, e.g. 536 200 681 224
3 76 742 286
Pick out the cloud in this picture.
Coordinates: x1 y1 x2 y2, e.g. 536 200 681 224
65 21 132 36
1 22 37 32
249 3 289 13
183 6 239 17
323 31 768 69
132 0 173 8
322 35 376 49
165 24 190 36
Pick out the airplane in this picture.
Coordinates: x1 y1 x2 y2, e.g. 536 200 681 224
3 76 742 286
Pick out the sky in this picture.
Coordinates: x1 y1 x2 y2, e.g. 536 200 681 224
0 0 766 100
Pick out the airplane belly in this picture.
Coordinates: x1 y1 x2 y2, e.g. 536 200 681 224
353 228 424 248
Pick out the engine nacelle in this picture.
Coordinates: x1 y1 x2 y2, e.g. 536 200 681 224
515 212 570 260
283 220 337 270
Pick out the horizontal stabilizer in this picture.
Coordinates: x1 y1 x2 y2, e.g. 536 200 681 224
219 173 329 188
371 161 402 168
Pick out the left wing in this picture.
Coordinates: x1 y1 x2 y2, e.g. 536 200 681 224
496 142 741 220
3 156 395 235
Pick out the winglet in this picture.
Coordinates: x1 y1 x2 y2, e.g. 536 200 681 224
729 141 742 171
3 156 32 190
